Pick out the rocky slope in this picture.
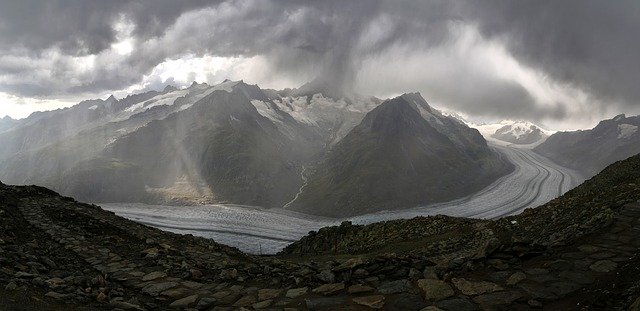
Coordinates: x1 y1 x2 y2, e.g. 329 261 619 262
2 152 640 310
534 114 640 177
288 93 513 217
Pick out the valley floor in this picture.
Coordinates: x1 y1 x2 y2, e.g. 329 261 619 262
101 144 584 254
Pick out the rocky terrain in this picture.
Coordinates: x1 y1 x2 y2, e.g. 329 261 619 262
0 153 639 310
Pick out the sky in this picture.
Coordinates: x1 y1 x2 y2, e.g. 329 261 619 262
0 0 639 130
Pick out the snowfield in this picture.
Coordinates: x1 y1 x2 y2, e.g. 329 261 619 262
101 144 584 254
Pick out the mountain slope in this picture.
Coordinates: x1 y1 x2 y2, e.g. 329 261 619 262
534 114 640 177
288 93 513 217
0 79 380 207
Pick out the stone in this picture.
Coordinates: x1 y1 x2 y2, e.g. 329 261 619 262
451 278 503 296
506 272 526 286
420 307 444 311
257 288 282 301
109 301 144 310
518 281 557 300
589 260 618 272
549 282 582 296
353 295 385 309
45 291 68 299
45 277 65 288
423 267 439 279
348 284 375 294
170 294 198 308
378 279 411 294
142 282 179 296
316 270 335 283
15 271 35 278
334 257 364 271
252 299 273 309
286 287 308 298
473 291 523 306
436 298 477 311
196 297 217 310
5 281 17 291
161 287 192 298
233 295 257 307
181 280 204 289
417 279 454 301
142 271 167 281
630 297 640 311
312 283 345 295
305 296 349 310
96 292 107 302
590 252 615 259
558 271 595 285
524 268 549 275
388 293 428 310
549 259 573 271
528 299 543 307
578 245 600 253
212 291 232 299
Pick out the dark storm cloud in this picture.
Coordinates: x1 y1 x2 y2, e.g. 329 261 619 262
464 0 640 109
0 0 639 124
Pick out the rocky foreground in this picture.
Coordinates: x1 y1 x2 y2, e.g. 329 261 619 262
1 155 640 310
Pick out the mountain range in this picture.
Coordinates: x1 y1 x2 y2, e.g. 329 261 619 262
0 79 513 216
471 120 552 145
534 114 640 177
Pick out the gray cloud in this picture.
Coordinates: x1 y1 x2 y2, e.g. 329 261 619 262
464 0 640 109
0 0 639 126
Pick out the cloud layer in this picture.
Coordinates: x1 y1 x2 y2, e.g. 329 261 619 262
0 0 639 129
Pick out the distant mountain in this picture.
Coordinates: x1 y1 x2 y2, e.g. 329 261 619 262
0 116 19 133
469 120 551 145
534 114 640 177
0 80 381 207
287 93 514 217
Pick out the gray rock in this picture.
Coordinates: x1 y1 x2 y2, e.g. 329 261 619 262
316 270 335 283
312 283 344 295
305 296 349 310
506 272 526 286
451 278 503 295
549 281 582 296
436 298 478 311
142 271 166 281
589 260 617 272
196 297 217 310
559 271 595 285
45 291 68 300
417 279 454 301
353 295 385 309
5 281 17 291
142 282 179 296
473 291 523 306
387 293 428 311
286 287 308 298
169 294 198 308
378 279 411 294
